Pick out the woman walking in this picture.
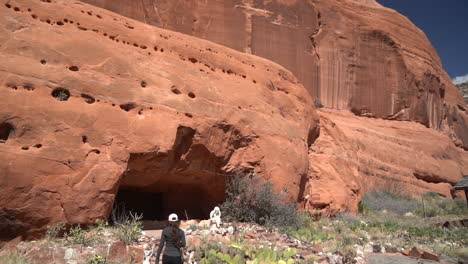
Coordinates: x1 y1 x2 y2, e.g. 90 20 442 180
155 213 186 264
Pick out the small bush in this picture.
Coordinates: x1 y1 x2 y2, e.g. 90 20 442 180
87 254 107 264
335 245 356 264
358 202 370 215
417 192 468 217
362 192 418 215
45 222 65 240
110 202 130 225
115 212 143 244
66 224 89 245
220 174 301 229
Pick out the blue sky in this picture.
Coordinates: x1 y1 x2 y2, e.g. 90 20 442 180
376 0 468 84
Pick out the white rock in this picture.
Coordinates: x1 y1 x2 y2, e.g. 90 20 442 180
357 249 364 257
364 244 373 253
354 256 366 264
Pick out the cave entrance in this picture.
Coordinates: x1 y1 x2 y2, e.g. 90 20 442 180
113 182 225 222
111 126 229 227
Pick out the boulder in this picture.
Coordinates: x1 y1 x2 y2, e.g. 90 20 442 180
421 250 439 262
407 247 423 259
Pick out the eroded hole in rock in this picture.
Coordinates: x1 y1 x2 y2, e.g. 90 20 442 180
0 122 14 142
81 93 95 104
23 83 34 91
120 103 136 112
171 86 181 94
89 149 101 155
68 66 79 72
188 92 196 98
112 126 227 222
51 88 70 101
82 135 88 143
188 57 198 63
40 59 46 65
140 81 147 88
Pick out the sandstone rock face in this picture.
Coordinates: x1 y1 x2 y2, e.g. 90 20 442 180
0 0 467 241
0 0 318 240
303 109 468 214
457 82 468 103
82 0 467 148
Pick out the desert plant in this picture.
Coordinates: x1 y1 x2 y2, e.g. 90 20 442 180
334 245 356 264
115 212 143 244
66 224 89 245
45 222 65 240
417 192 468 217
358 202 370 215
110 201 130 225
220 174 301 229
362 192 418 215
87 254 107 264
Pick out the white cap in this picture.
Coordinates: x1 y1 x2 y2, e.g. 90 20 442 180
168 213 178 222
214 206 220 211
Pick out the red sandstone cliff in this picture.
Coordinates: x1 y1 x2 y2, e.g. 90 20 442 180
82 0 468 149
0 0 318 239
0 0 467 241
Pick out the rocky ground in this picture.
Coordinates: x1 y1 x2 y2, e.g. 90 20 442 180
3 212 467 264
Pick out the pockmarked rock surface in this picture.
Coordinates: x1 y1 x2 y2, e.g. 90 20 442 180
303 109 468 214
0 0 467 241
82 0 468 148
0 0 318 240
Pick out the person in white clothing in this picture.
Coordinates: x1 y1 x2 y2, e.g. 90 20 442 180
209 206 221 228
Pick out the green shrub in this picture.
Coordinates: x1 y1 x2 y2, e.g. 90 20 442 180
45 222 65 240
417 192 468 217
115 212 143 244
358 202 370 215
220 174 301 229
288 227 334 244
199 242 297 264
87 254 107 264
368 220 399 233
66 224 89 245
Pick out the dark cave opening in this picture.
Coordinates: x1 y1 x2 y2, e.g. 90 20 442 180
0 122 14 142
113 182 225 222
111 126 228 224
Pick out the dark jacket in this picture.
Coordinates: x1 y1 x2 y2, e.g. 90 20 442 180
156 226 186 261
